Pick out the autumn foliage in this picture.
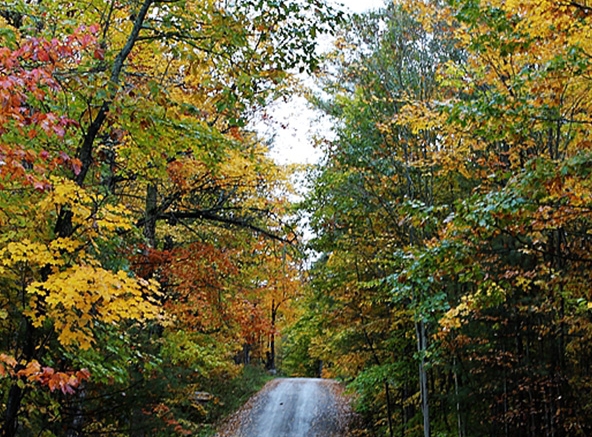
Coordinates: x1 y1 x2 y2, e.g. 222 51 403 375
295 1 592 436
0 0 342 435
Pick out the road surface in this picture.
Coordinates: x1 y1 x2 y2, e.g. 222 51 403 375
216 378 353 437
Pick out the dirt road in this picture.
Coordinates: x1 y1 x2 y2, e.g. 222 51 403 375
215 378 353 437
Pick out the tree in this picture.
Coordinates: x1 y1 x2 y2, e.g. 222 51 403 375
0 26 161 437
297 2 459 435
300 0 592 436
0 0 343 435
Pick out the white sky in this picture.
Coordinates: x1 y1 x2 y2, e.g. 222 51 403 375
339 0 387 13
263 0 387 166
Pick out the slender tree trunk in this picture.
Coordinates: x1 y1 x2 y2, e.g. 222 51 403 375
3 385 23 437
267 300 277 371
416 320 430 437
124 185 159 437
3 318 35 437
3 3 155 436
144 184 158 248
384 380 395 437
75 0 155 186
453 356 464 437
362 326 394 437
503 365 509 437
401 384 407 437
242 343 251 365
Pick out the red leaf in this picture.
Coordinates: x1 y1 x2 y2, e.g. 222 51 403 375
93 48 104 60
33 181 48 191
53 125 65 137
71 158 82 175
37 50 50 63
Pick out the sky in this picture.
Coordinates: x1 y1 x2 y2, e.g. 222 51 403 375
340 0 387 13
262 0 387 166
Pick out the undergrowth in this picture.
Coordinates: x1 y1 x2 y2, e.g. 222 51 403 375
197 365 274 436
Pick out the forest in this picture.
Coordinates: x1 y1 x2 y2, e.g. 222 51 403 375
1 0 592 437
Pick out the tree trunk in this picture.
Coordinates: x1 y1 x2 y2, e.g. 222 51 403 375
75 0 155 187
2 319 35 437
453 356 464 437
362 325 394 437
267 300 277 371
416 320 430 437
242 343 251 365
401 384 407 437
144 184 158 248
2 384 23 437
385 380 395 437
3 3 155 436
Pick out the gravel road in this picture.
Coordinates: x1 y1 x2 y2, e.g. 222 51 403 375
215 378 353 437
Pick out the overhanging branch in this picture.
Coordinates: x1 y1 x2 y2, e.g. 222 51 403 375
137 210 296 244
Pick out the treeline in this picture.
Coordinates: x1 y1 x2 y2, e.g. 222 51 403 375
0 0 343 436
288 1 592 436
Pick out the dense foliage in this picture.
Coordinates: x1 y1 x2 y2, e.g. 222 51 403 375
4 0 592 436
0 0 343 435
293 1 592 436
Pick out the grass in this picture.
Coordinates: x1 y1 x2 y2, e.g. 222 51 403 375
197 365 275 436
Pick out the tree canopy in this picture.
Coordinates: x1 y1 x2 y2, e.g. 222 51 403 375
3 0 592 436
291 1 592 436
0 0 343 435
